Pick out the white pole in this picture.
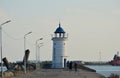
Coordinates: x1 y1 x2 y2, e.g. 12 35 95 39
24 31 32 74
35 38 43 70
0 20 11 78
35 40 38 69
0 26 3 78
24 35 26 74
38 43 43 68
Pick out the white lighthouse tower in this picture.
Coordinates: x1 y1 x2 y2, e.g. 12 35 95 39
52 23 68 68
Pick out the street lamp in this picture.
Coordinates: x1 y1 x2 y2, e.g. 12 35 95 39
0 20 11 78
38 43 43 68
24 31 32 74
35 38 43 69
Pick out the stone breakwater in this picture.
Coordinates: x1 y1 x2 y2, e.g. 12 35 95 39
11 69 105 78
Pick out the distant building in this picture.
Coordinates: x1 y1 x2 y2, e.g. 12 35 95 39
52 23 68 68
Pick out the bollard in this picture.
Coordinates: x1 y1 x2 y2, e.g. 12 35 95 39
2 57 10 70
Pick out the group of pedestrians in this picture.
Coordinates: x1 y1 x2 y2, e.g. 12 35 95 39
66 61 78 71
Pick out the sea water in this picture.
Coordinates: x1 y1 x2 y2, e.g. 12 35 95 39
0 66 7 72
85 65 120 77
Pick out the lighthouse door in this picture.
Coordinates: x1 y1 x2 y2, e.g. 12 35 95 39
64 58 67 68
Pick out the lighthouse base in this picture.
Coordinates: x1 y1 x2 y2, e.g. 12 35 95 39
52 63 64 69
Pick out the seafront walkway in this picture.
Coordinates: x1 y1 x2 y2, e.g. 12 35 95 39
12 68 105 78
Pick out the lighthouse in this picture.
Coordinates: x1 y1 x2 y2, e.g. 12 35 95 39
52 23 68 68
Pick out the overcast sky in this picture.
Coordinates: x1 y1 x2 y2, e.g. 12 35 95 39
0 0 120 62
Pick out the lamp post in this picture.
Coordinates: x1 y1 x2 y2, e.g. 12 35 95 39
24 31 32 74
38 43 43 68
35 38 43 70
0 20 11 78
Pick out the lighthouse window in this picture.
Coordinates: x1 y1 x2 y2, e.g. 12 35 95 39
54 48 56 52
64 43 65 45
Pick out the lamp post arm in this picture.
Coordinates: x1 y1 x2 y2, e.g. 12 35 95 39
24 31 32 37
0 20 11 26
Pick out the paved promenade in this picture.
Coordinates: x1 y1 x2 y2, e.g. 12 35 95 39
12 69 105 78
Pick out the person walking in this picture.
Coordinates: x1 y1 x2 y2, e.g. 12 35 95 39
74 62 77 72
69 61 73 70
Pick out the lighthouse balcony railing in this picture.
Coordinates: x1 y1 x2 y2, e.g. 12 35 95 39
52 33 68 38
